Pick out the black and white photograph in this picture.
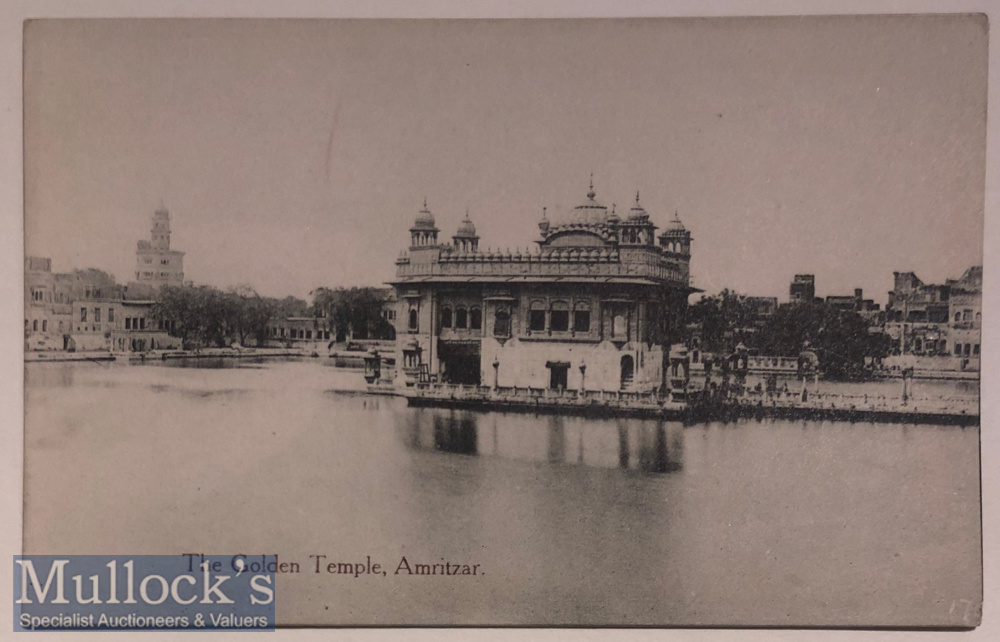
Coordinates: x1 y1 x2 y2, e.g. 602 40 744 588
13 9 990 632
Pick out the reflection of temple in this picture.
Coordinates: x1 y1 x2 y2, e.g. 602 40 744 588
404 409 684 474
390 181 697 393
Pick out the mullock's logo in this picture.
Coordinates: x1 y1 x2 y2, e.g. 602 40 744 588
14 555 276 631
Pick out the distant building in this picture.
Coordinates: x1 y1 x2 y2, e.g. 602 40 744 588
265 316 334 346
24 257 73 351
789 274 816 303
135 205 185 289
25 256 179 353
69 280 178 352
883 266 981 364
886 272 950 324
745 296 778 320
945 266 982 359
825 288 877 311
389 184 697 392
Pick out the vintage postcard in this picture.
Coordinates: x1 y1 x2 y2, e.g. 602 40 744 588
18 14 986 630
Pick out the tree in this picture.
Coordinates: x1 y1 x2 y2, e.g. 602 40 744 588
686 289 761 353
756 302 890 379
309 287 394 341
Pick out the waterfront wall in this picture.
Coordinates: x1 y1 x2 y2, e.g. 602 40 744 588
482 337 664 392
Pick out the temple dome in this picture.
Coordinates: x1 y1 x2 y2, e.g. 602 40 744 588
455 213 477 238
569 179 608 225
627 191 649 221
412 199 437 230
664 210 686 232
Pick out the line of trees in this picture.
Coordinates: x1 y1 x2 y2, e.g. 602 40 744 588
686 290 892 379
150 284 308 349
149 284 394 349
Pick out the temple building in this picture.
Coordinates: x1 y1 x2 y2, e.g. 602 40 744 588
135 205 185 289
389 181 697 392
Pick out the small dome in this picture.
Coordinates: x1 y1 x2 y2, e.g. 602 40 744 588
455 213 477 238
664 210 686 232
412 198 437 230
607 203 620 224
628 191 650 221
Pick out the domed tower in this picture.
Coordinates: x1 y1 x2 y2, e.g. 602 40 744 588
410 198 439 248
620 191 656 246
658 210 692 256
452 211 479 252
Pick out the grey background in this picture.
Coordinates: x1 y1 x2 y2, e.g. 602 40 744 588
23 16 986 302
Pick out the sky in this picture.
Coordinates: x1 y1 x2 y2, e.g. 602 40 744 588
23 16 987 304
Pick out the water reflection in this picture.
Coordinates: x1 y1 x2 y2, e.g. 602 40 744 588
145 356 271 369
404 409 683 474
23 360 982 626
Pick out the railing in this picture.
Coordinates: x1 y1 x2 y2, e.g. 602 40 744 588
409 382 681 408
396 253 688 285
409 381 978 417
723 388 979 415
746 356 799 371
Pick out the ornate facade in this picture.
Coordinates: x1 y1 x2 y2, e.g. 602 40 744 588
389 182 697 392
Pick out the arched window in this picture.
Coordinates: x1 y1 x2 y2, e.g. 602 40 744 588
32 319 38 332
955 312 961 323
42 320 47 332
441 307 452 329
470 307 482 330
620 355 635 387
612 314 627 338
408 309 418 332
550 301 569 332
494 309 511 338
528 300 546 332
455 307 468 329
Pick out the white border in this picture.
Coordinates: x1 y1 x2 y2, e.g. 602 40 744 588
1 2 996 641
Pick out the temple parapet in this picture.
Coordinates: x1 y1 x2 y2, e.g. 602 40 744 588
396 248 689 285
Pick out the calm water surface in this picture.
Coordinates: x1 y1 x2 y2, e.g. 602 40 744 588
23 359 981 626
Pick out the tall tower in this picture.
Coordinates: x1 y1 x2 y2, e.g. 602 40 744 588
135 205 185 289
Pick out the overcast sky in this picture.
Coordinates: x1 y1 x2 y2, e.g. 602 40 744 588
23 16 987 304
